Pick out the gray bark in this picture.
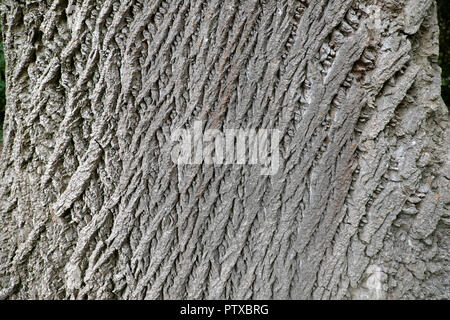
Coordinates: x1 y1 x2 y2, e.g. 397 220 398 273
0 0 448 299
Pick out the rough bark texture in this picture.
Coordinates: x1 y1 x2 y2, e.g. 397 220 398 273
0 0 449 300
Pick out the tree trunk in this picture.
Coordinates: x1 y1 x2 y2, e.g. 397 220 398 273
0 0 448 300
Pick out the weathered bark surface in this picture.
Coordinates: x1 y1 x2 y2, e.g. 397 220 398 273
0 0 448 300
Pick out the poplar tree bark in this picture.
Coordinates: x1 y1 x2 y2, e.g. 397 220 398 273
0 0 448 300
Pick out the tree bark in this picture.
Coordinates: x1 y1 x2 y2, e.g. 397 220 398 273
0 0 448 299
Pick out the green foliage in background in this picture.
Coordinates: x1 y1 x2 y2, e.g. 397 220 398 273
438 0 450 107
0 43 4 110
0 23 4 143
